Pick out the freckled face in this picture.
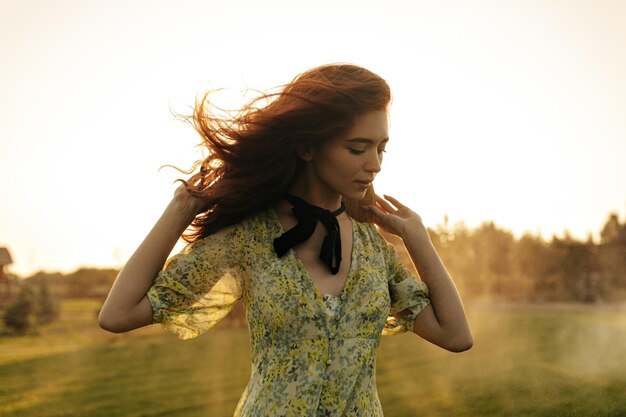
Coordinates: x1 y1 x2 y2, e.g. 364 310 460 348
308 110 389 200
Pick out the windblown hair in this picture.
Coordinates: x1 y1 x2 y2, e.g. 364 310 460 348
177 63 391 243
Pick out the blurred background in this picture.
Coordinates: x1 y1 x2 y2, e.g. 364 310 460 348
1 1 625 416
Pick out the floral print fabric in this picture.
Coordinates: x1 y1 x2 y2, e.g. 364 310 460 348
147 206 430 416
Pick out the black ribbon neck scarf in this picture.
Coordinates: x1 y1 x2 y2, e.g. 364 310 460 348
273 193 346 274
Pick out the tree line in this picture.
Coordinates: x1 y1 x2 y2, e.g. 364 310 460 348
0 268 118 335
389 211 626 303
1 212 624 335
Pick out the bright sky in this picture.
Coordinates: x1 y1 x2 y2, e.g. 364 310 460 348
1 0 625 277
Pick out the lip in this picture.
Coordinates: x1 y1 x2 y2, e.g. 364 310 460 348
355 180 372 187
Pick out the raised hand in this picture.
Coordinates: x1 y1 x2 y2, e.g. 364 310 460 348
172 182 210 217
366 194 428 241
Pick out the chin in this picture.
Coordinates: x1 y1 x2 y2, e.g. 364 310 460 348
342 190 368 201
339 182 375 203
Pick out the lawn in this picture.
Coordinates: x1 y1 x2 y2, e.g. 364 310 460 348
1 300 625 416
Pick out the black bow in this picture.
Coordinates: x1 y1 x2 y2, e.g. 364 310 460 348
273 194 346 274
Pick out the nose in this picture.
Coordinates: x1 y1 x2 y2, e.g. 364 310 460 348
364 150 382 174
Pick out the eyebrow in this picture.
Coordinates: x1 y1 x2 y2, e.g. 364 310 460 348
346 137 389 145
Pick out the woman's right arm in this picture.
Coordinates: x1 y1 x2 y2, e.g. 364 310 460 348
98 185 207 333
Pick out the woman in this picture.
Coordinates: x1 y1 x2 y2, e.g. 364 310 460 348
98 63 473 416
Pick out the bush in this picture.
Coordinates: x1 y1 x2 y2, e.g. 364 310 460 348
36 278 60 324
3 285 36 334
2 279 60 335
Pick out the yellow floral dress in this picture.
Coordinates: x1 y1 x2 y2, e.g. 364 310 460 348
147 205 431 416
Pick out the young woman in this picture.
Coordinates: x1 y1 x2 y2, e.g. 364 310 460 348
99 63 473 416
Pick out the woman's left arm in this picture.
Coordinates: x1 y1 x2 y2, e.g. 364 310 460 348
367 194 473 352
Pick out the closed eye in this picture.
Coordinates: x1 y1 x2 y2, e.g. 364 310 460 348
346 137 389 156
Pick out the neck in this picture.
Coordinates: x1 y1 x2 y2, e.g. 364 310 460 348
286 163 351 212
286 173 345 212
285 189 343 212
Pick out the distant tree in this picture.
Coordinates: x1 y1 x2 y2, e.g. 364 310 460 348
2 278 61 335
551 236 606 302
431 219 476 298
26 271 66 299
596 213 626 298
600 213 621 243
64 268 117 298
471 222 525 298
600 213 623 244
35 278 60 324
3 285 36 334
597 243 626 298
513 233 569 301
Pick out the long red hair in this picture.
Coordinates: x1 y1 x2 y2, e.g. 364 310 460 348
177 63 391 242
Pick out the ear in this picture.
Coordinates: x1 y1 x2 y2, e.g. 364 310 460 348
296 145 315 161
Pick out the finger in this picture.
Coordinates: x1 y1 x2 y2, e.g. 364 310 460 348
374 194 397 213
382 194 405 210
367 205 389 228
374 199 394 215
364 202 379 215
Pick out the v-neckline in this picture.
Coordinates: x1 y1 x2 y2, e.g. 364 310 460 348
268 205 357 301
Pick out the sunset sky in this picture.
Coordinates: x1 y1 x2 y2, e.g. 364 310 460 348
1 0 625 277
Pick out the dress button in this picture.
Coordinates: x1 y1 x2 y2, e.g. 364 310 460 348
326 359 331 366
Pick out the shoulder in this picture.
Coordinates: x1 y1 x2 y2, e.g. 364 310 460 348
187 213 256 253
240 205 277 235
212 207 273 236
350 217 387 249
182 212 268 262
201 206 276 248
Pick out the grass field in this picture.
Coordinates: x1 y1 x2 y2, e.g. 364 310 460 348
1 299 625 417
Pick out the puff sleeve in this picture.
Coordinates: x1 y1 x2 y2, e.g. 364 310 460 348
146 223 245 340
377 231 431 336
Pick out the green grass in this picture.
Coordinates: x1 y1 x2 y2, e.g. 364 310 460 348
1 300 625 416
377 305 626 417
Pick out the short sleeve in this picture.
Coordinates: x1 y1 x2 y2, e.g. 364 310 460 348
375 231 431 336
146 223 245 340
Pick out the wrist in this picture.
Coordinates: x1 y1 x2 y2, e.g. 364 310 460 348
399 219 429 240
166 197 201 227
400 222 433 249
